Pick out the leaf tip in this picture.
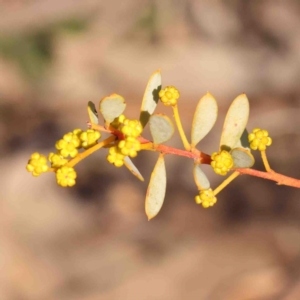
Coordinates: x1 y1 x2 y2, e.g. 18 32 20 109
147 215 153 221
237 93 249 101
145 207 155 220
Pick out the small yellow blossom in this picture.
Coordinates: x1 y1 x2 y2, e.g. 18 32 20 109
73 128 83 139
121 119 143 138
26 152 49 177
55 132 81 158
107 115 142 166
159 86 180 106
48 152 68 168
80 129 101 149
56 166 77 187
211 150 233 176
195 188 217 208
107 145 125 167
117 137 141 158
112 114 143 138
248 128 272 151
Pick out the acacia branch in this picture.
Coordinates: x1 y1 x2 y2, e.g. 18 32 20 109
87 126 300 189
138 136 300 189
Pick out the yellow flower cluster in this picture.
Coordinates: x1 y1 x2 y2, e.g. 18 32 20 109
80 129 101 149
118 137 141 157
26 128 102 187
55 129 101 158
56 166 77 187
55 130 81 158
195 189 217 208
120 119 143 138
107 146 126 167
48 152 68 168
107 115 143 167
211 150 233 176
26 152 49 177
248 128 272 151
159 86 180 106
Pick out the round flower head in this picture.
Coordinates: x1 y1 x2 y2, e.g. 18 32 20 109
248 128 272 151
117 137 141 158
195 189 217 208
56 166 77 187
211 150 233 176
107 145 125 167
108 115 142 162
159 86 180 106
55 131 81 158
73 128 83 138
26 152 49 177
80 129 101 149
121 119 143 138
48 152 68 168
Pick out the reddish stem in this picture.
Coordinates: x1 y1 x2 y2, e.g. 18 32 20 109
138 136 211 164
105 131 300 189
235 168 300 188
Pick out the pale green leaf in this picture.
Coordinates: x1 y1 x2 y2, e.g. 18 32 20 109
149 113 174 144
234 128 251 151
231 147 255 168
145 154 166 220
99 94 126 123
87 101 98 124
140 70 162 128
124 156 144 182
220 94 249 151
193 163 210 190
191 92 218 147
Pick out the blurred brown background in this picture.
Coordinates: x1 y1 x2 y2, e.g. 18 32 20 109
1 1 300 299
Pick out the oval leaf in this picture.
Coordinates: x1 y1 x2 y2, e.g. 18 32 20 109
220 94 249 151
149 114 174 144
193 163 210 190
124 156 144 182
99 94 126 123
145 154 166 220
140 70 162 128
191 92 218 147
231 147 255 168
87 101 98 124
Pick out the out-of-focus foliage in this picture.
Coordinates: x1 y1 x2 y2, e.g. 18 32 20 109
0 18 88 79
